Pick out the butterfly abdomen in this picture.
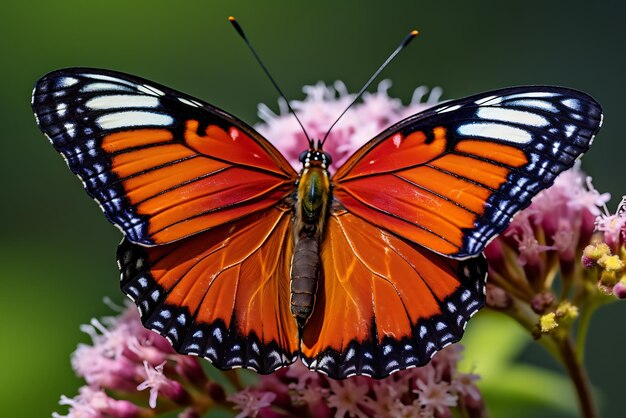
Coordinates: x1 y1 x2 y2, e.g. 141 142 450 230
291 159 331 328
291 235 320 327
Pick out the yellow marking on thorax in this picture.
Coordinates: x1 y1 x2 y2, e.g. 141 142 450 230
296 166 331 240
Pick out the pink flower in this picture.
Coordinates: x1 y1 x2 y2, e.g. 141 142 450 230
452 372 482 401
506 220 555 267
360 382 403 417
137 361 187 408
326 378 371 418
53 386 140 418
613 279 626 299
228 389 277 418
256 80 440 172
413 368 458 415
595 197 626 252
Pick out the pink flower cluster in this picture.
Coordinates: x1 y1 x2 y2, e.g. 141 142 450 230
54 304 208 418
484 165 610 312
594 197 626 253
234 344 484 418
255 79 442 171
583 197 626 298
54 304 485 418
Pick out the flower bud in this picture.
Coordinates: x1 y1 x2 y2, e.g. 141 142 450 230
539 313 559 334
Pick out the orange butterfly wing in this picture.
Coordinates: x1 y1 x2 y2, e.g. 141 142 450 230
302 87 602 378
301 210 486 378
333 87 602 258
117 205 299 373
32 68 297 246
33 68 300 373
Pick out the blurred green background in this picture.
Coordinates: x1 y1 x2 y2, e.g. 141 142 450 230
2 1 624 417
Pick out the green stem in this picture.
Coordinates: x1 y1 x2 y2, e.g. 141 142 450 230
555 336 597 418
575 301 596 363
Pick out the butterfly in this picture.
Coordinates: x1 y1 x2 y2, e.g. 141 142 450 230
32 67 602 379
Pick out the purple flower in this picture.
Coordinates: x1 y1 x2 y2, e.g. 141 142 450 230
228 389 277 418
326 378 371 418
595 197 626 252
413 368 458 415
52 386 140 418
137 361 188 408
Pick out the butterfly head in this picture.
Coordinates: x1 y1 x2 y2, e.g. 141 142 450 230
299 148 332 170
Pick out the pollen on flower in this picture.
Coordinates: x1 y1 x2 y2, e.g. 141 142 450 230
539 313 559 334
598 254 624 272
582 243 611 266
555 301 579 322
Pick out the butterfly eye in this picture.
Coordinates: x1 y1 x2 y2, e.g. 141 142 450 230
323 152 333 165
299 150 309 163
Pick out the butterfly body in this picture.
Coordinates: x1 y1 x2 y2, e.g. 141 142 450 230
291 149 332 327
32 68 602 379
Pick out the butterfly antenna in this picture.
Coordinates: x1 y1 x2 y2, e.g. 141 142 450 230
229 16 313 147
321 29 419 146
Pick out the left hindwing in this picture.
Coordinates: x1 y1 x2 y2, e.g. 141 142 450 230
32 68 297 246
332 86 603 259
117 205 299 374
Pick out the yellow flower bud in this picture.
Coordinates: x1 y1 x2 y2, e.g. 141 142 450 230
598 254 624 272
583 243 611 261
540 313 559 333
556 301 579 321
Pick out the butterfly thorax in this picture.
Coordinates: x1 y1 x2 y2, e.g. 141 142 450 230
290 149 332 328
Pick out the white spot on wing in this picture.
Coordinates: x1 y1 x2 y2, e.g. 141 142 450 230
138 84 165 96
437 104 462 113
82 73 137 87
561 98 581 111
56 103 67 116
475 95 502 106
476 107 548 127
178 97 200 107
86 95 160 110
60 77 79 87
96 111 173 129
507 99 557 112
392 133 402 148
504 92 558 100
81 83 134 93
64 123 75 138
457 122 532 143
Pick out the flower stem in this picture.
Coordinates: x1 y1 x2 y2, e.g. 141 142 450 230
555 336 597 418
575 300 596 363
